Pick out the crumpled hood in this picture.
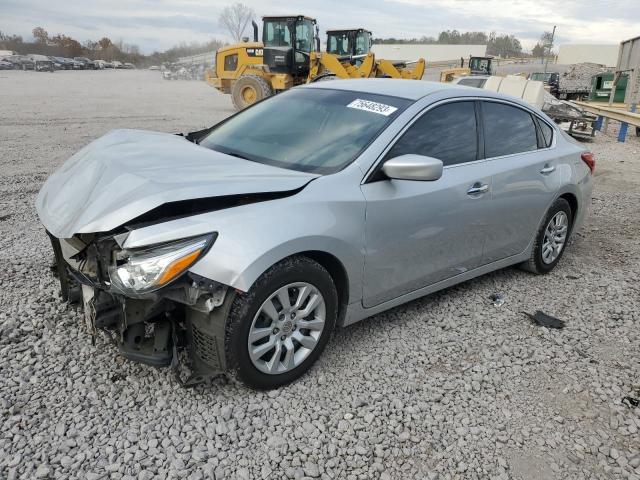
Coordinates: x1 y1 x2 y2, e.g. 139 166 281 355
37 129 317 238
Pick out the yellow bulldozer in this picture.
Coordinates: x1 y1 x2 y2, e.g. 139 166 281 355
205 16 425 109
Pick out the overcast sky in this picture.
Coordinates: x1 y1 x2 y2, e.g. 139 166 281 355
2 0 638 53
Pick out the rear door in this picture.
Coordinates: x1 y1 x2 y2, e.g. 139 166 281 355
360 100 493 308
479 101 561 262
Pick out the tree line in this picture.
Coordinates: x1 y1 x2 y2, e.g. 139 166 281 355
0 27 225 66
374 29 554 58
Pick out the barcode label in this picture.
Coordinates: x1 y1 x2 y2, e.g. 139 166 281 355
347 99 398 116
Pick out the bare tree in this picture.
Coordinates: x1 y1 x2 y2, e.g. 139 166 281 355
32 26 48 44
219 3 255 43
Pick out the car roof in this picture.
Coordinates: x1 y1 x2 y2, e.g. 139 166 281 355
302 78 499 101
301 78 546 113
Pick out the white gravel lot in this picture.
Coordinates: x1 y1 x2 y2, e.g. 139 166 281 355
1 69 639 480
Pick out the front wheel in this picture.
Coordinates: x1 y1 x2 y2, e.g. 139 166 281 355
230 74 273 110
225 256 338 390
521 198 573 274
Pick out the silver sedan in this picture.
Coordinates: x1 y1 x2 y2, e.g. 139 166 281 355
37 79 594 389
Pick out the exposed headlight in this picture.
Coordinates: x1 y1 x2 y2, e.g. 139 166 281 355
109 234 215 295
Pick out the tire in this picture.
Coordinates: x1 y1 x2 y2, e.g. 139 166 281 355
521 198 573 274
225 256 338 390
231 74 273 110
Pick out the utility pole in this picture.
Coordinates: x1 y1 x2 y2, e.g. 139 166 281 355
544 25 556 74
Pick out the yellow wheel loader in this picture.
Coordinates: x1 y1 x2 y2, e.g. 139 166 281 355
205 16 425 110
440 56 493 83
318 28 425 82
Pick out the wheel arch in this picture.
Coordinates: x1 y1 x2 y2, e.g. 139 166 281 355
558 192 578 224
295 250 350 326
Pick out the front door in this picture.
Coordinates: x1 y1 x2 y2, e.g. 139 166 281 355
361 101 493 308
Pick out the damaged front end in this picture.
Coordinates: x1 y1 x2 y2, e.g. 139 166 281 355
48 230 233 386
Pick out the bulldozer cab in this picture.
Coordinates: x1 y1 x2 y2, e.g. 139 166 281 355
469 56 493 75
262 15 318 77
326 29 372 57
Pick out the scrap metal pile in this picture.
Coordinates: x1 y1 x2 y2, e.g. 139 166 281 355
542 92 597 140
560 62 611 94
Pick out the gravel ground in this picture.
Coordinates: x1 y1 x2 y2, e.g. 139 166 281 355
1 69 639 480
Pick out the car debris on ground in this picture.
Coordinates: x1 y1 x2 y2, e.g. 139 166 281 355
524 310 566 329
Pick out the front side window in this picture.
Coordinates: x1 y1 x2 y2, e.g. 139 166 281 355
295 20 314 53
385 101 478 166
264 21 291 47
223 54 238 71
355 32 371 54
482 102 538 157
199 89 410 174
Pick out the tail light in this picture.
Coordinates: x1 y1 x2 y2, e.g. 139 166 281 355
581 152 595 174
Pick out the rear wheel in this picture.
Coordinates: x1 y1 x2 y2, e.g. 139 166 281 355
225 256 338 390
231 74 273 110
521 198 573 274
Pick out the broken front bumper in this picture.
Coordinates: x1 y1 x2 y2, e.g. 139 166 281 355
48 233 232 385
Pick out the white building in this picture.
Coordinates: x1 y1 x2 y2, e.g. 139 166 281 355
557 44 619 67
372 44 487 62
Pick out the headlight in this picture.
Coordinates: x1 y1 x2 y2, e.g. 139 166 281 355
108 234 215 294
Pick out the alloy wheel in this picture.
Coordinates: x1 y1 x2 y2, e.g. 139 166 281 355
542 211 569 264
247 282 326 375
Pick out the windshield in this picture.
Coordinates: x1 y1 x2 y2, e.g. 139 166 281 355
327 33 351 55
199 88 410 174
470 58 490 72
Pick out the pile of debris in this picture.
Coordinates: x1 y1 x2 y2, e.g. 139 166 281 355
542 92 584 119
561 62 611 92
542 91 597 140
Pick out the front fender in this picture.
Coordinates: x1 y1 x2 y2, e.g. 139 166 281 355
122 175 366 303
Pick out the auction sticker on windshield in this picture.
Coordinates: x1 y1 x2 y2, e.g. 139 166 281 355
347 99 398 116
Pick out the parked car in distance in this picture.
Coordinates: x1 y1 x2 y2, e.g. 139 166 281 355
123 62 136 69
37 80 594 390
59 58 78 69
93 60 107 70
48 56 65 70
4 55 35 70
112 61 124 69
28 54 55 72
0 58 14 70
73 57 96 69
149 65 160 70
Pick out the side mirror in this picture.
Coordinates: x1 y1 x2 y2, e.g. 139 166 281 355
382 154 443 181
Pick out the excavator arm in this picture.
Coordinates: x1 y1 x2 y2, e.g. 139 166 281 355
308 52 376 81
375 58 425 80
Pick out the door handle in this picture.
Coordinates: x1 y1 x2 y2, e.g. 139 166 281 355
467 183 489 195
540 165 556 175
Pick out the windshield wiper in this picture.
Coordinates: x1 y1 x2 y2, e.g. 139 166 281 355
219 149 252 161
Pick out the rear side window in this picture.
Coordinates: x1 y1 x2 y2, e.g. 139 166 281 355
224 54 238 71
482 102 538 157
537 119 554 147
385 101 477 166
